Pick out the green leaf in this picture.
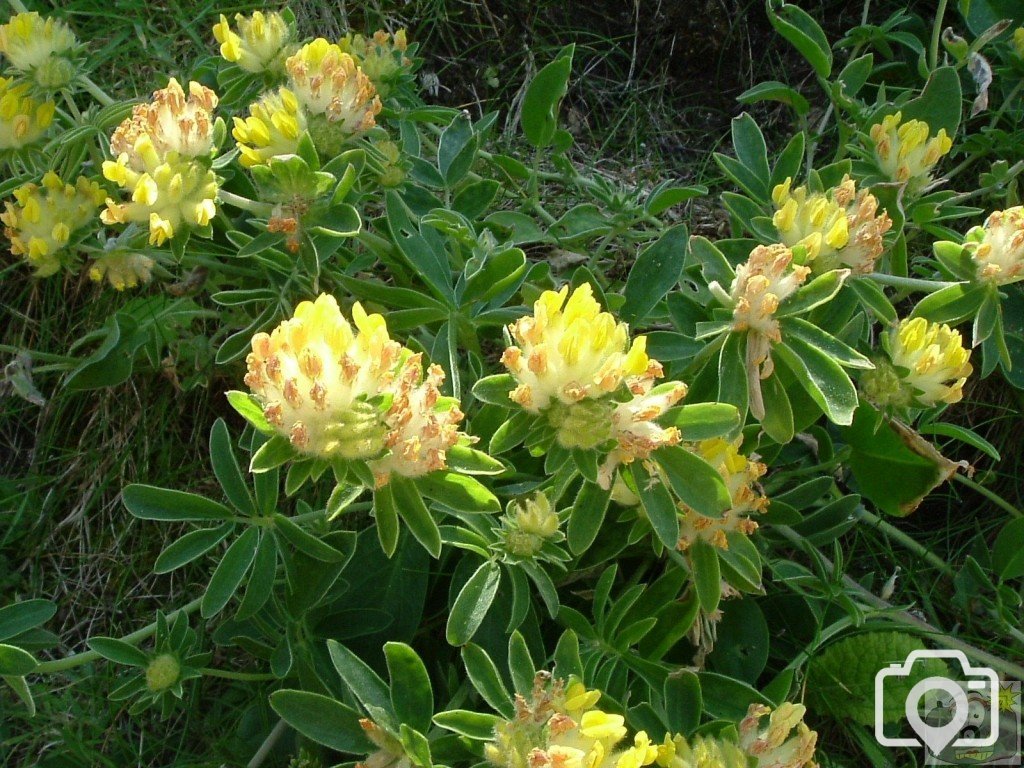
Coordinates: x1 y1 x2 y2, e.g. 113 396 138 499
645 184 707 215
849 278 897 324
766 0 833 77
567 481 611 554
225 390 273 433
417 472 500 513
201 527 259 618
87 637 148 668
737 80 810 116
438 111 476 186
446 444 506 475
489 411 536 454
697 671 772 721
123 485 233 522
472 374 517 407
446 560 501 645
391 478 442 558
621 224 688 324
4 674 35 716
781 317 873 369
327 640 394 717
553 629 583 680
717 332 749 419
760 372 795 444
236 531 277 620
521 45 575 148
386 642 434 733
210 419 256 515
508 631 536 696
690 539 722 614
270 690 371 753
631 462 680 550
663 403 740 440
911 282 989 325
774 340 858 425
898 65 962 137
993 518 1024 580
0 600 56 643
154 524 233 574
249 435 298 474
664 671 702 734
654 445 731 517
778 270 847 317
433 710 501 740
461 643 514 718
463 248 528 305
373 484 401 557
0 645 37 676
274 514 351 563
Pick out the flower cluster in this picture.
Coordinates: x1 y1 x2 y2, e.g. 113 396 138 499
102 78 220 245
865 318 972 408
0 12 78 89
485 674 818 768
499 493 564 559
772 175 892 274
285 38 382 151
678 437 768 551
213 11 293 74
738 703 819 768
244 294 464 485
232 87 306 168
338 29 410 97
963 206 1024 286
0 75 54 149
87 249 155 290
2 171 104 276
869 112 952 190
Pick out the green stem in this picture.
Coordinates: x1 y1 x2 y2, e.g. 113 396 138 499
0 344 78 364
866 273 957 292
855 507 954 576
219 190 274 217
76 74 115 107
928 0 949 71
200 667 276 681
247 719 288 768
34 597 203 675
774 526 1024 680
6 0 27 13
952 474 1023 518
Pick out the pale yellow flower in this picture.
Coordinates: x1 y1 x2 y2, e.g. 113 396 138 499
368 359 464 486
653 733 749 768
886 317 972 406
964 206 1024 285
2 171 104 277
0 12 77 74
286 38 382 134
869 111 952 188
678 437 767 551
109 78 219 163
502 284 658 412
514 493 560 538
0 76 55 148
772 175 892 274
212 11 292 74
338 29 410 96
232 87 306 168
87 250 155 290
738 703 818 768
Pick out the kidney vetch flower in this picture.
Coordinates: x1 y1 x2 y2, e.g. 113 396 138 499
232 87 306 168
869 111 952 190
213 10 293 74
0 76 55 149
0 12 78 88
962 206 1024 286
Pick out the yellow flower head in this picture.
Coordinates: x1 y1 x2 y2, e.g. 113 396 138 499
514 493 560 538
88 249 155 290
964 206 1024 286
502 284 659 412
0 12 77 75
101 154 218 246
213 11 292 74
286 38 382 134
885 317 972 407
772 175 892 274
369 358 465 486
869 111 952 188
678 437 767 551
232 87 306 168
738 703 819 768
338 29 410 96
110 78 219 165
0 76 55 148
654 733 749 768
597 381 688 489
2 171 104 277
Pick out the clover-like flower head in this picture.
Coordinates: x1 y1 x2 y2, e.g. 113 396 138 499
2 171 104 277
286 38 382 134
502 283 658 413
678 437 767 551
232 87 306 168
338 29 410 96
213 11 293 74
110 78 219 164
88 249 155 290
869 111 952 188
738 703 819 768
963 206 1024 286
0 12 77 77
772 175 892 274
882 317 972 407
0 76 55 149
654 733 750 768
